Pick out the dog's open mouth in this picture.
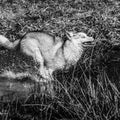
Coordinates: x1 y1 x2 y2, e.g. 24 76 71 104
82 41 95 47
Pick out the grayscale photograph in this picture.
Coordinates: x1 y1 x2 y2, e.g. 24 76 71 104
0 0 120 120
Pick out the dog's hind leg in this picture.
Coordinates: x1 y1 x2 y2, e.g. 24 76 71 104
34 48 55 96
34 48 50 80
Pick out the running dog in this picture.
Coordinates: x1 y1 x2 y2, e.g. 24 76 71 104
0 31 94 79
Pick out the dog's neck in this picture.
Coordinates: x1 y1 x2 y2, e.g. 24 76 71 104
63 39 83 66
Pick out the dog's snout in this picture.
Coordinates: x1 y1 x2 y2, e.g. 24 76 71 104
89 37 94 41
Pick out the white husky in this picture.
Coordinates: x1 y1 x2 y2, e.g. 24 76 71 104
0 32 94 80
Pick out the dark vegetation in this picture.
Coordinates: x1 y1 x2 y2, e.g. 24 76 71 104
0 0 120 119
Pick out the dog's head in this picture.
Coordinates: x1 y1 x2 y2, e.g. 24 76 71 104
66 31 94 46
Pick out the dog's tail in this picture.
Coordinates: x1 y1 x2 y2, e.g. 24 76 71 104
0 35 20 50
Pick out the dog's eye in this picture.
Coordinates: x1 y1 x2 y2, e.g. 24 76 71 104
73 34 77 37
80 35 86 38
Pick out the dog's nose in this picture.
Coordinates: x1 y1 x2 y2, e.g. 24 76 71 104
89 37 94 41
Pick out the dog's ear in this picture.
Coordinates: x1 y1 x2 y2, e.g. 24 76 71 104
65 31 74 40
